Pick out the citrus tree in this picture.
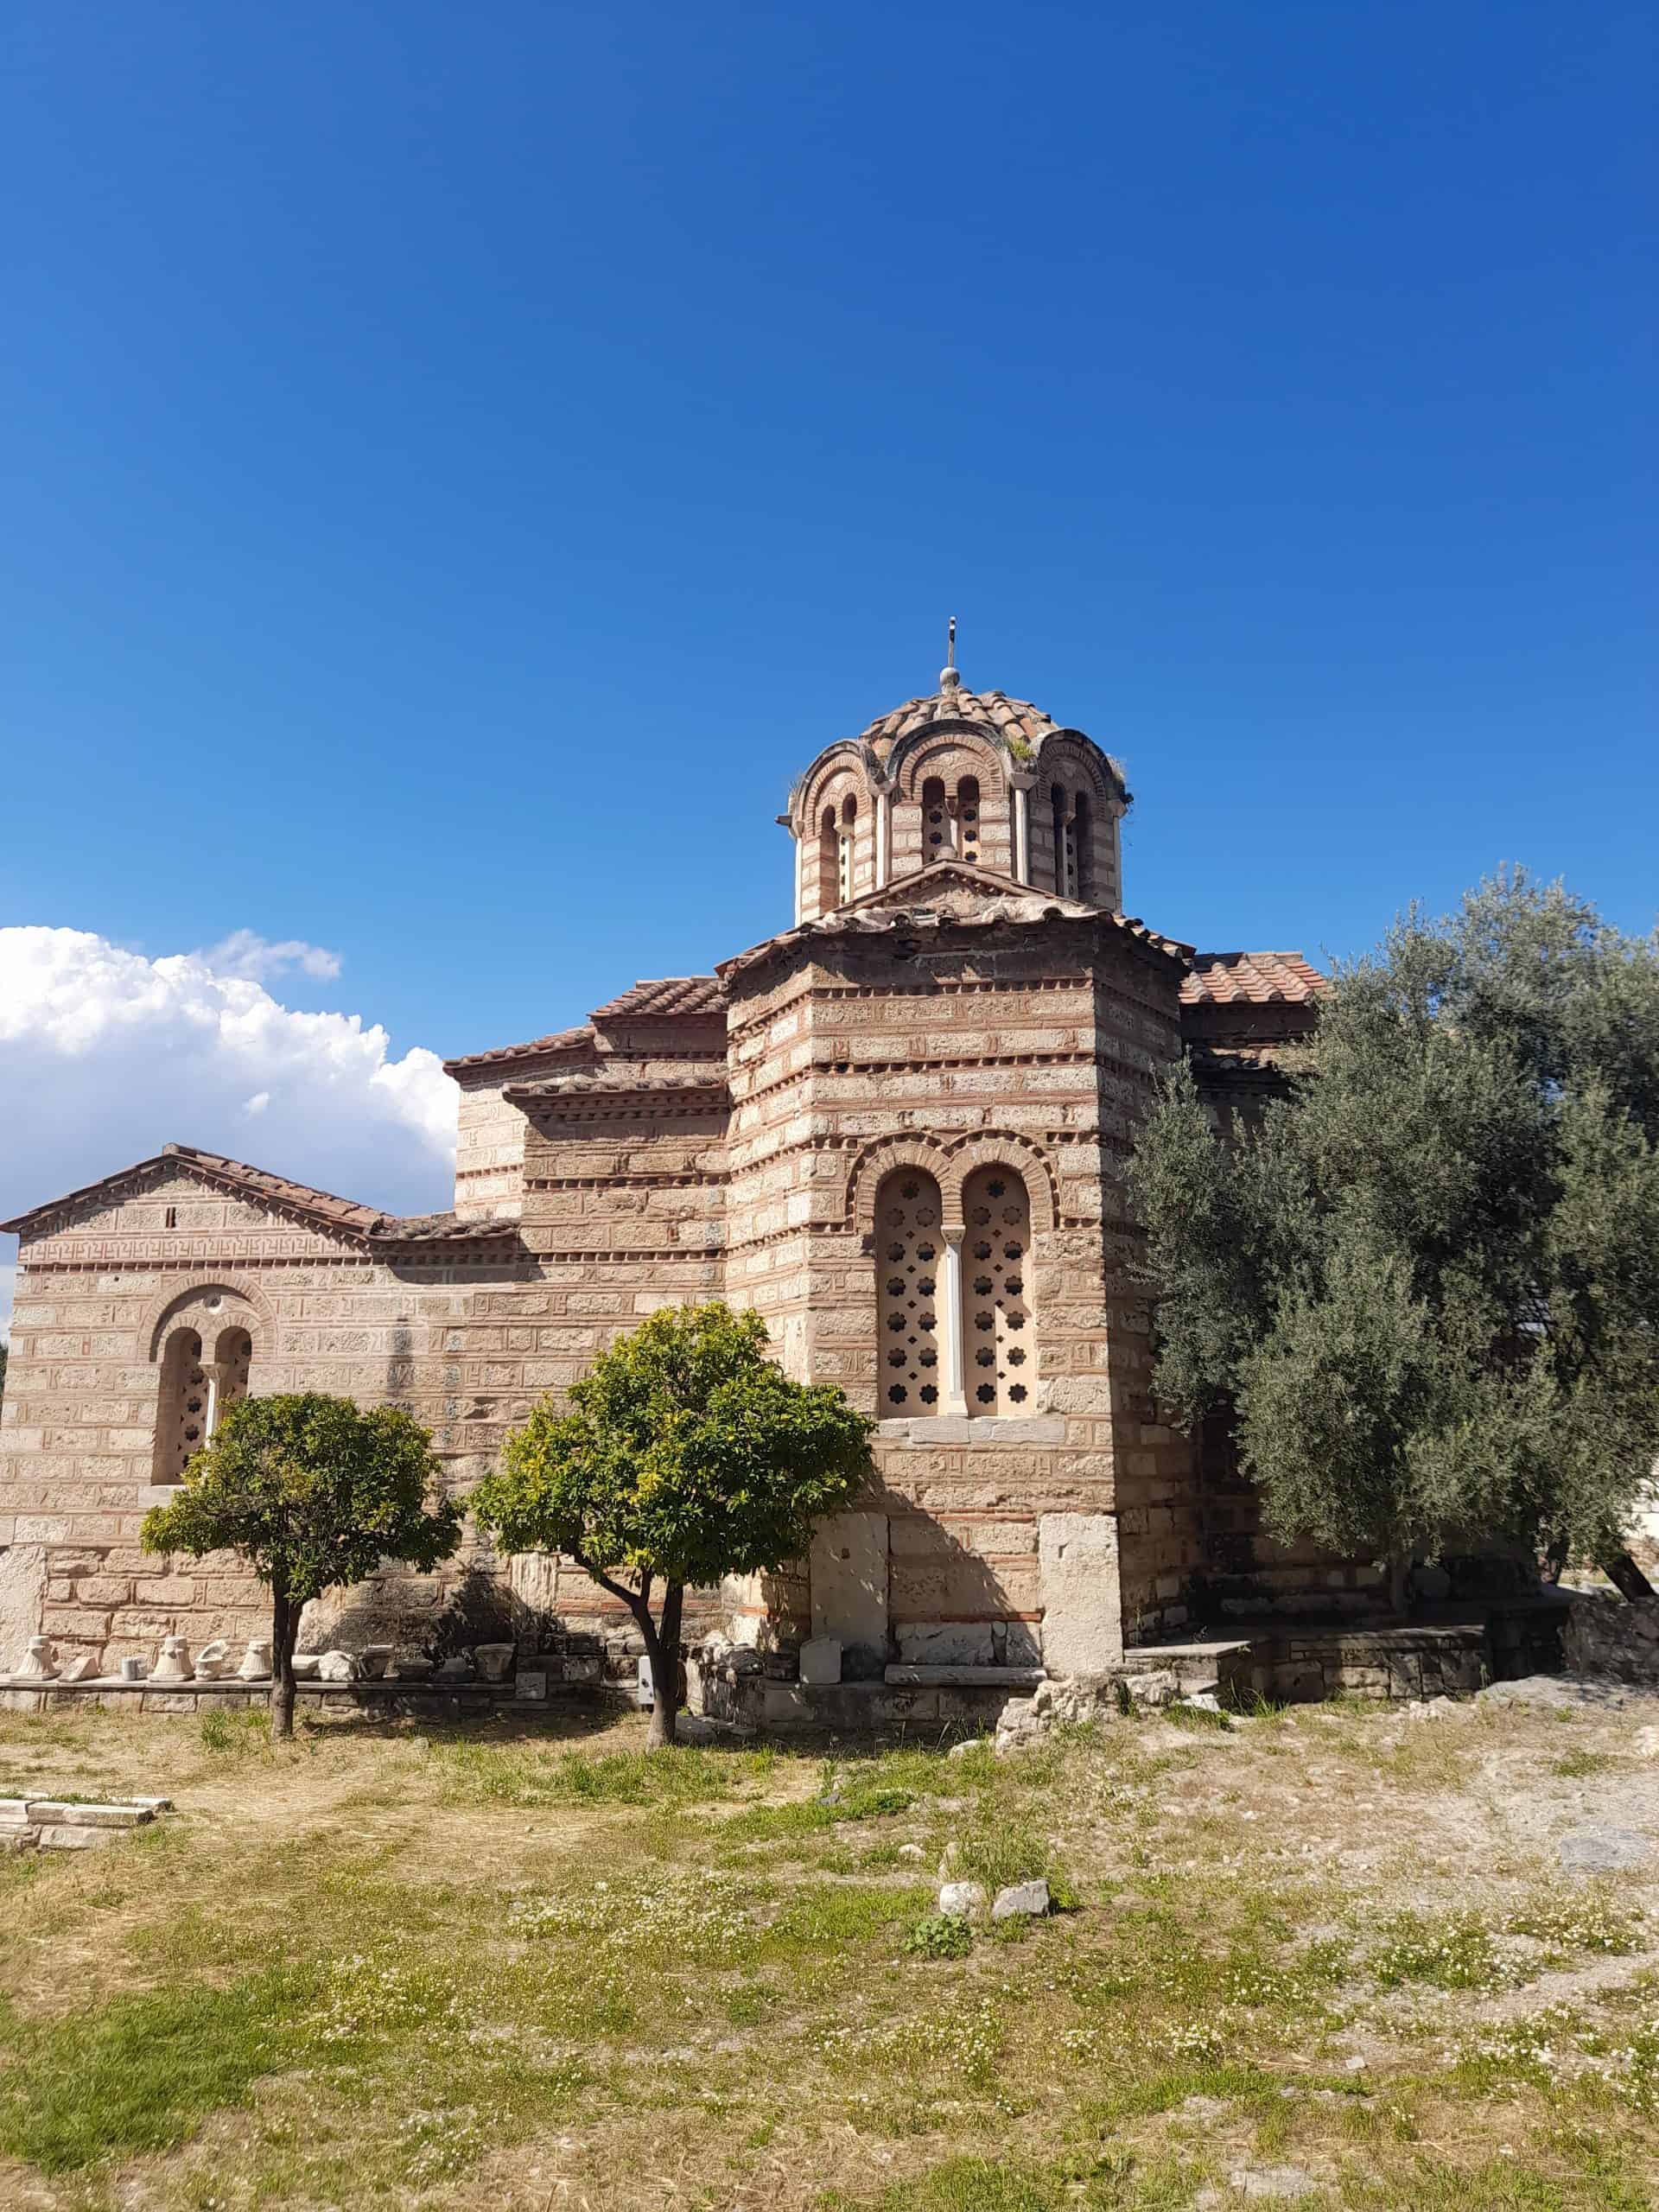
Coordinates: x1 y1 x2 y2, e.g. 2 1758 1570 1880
142 1393 463 1738
472 1303 873 1745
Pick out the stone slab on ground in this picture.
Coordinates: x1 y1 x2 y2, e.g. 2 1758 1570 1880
1557 1827 1656 1873
1480 1674 1630 1711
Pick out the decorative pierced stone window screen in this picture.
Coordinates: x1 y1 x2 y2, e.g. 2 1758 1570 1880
957 775 981 868
214 1326 253 1423
963 1165 1033 1414
838 795 856 906
153 1328 207 1484
1052 785 1078 899
874 1169 943 1412
922 777 949 860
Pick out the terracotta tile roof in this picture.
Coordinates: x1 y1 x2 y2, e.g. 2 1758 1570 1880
0 1143 385 1240
717 879 1191 986
0 1142 524 1247
372 1211 522 1244
505 1072 730 1105
162 1145 384 1230
856 686 1062 754
588 976 725 1022
1181 951 1330 1007
443 1023 595 1076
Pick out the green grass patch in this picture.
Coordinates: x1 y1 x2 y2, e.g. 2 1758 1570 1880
0 1966 321 2172
425 1737 776 1808
1551 1747 1614 1778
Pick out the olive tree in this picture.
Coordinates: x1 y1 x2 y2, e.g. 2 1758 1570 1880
472 1303 873 1745
142 1393 463 1738
1127 871 1659 1604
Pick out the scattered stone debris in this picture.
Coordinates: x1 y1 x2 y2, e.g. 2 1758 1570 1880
938 1880 988 1919
0 1796 172 1853
990 1878 1050 1920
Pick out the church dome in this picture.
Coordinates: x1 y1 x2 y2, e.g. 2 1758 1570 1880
785 643 1130 927
855 683 1063 762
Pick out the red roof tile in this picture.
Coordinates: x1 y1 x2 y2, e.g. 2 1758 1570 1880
1182 951 1330 1007
443 1023 595 1076
588 976 725 1022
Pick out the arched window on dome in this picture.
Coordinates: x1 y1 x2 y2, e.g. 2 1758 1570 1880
1073 789 1092 901
874 1169 943 1414
838 794 857 906
817 804 839 913
1052 785 1078 897
922 777 949 863
962 1165 1034 1415
956 775 981 868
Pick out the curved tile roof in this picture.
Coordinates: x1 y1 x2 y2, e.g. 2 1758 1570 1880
1182 951 1330 1006
588 976 725 1022
855 685 1064 756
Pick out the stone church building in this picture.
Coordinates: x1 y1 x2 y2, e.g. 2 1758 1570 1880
0 653 1338 1696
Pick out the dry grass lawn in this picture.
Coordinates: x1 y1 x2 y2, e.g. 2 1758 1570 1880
1 1684 1657 2210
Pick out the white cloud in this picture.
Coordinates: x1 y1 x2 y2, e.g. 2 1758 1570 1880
0 926 460 1335
200 930 343 982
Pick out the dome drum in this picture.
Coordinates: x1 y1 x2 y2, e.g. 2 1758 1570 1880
785 667 1128 922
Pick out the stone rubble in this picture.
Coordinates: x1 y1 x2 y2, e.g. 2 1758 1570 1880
990 1878 1050 1920
938 1880 988 1920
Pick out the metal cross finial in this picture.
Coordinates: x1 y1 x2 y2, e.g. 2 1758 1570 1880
940 615 960 691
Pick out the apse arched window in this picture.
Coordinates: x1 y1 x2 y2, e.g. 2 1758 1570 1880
1073 789 1092 900
957 775 981 868
839 794 857 906
874 1168 943 1412
818 804 839 912
922 777 949 861
152 1328 207 1484
963 1165 1033 1415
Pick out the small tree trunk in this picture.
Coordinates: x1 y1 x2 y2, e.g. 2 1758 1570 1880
639 1582 685 1750
1601 1550 1657 1604
1387 1553 1413 1618
270 1582 298 1742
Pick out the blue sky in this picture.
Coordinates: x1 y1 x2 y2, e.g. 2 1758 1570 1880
0 1 1652 1245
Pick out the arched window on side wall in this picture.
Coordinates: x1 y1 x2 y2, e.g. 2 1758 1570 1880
839 794 857 906
874 1168 943 1414
957 775 981 868
152 1328 207 1484
922 777 949 862
1073 789 1092 901
963 1165 1034 1415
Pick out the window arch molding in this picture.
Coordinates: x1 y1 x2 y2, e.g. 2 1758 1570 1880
889 731 1006 808
140 1277 276 1363
847 1132 1057 1244
849 1137 961 1242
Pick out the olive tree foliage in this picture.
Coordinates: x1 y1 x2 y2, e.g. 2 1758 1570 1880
472 1303 873 1745
142 1394 463 1738
1126 872 1659 1600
